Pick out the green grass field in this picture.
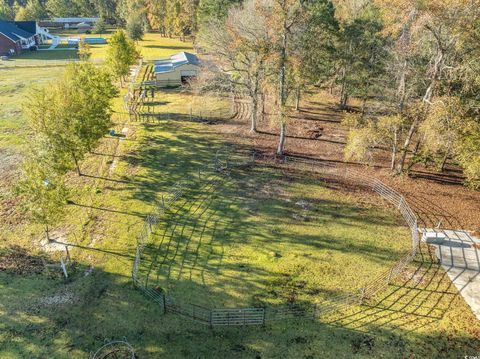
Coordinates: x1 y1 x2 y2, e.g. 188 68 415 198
46 29 193 60
0 67 66 150
138 165 410 309
1 42 479 358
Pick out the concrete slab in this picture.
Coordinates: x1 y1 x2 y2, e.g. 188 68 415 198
421 228 480 320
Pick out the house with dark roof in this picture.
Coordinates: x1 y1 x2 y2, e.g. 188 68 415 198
154 52 200 87
0 20 39 56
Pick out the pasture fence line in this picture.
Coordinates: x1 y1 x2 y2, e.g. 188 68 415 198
132 149 248 286
0 57 106 69
132 151 420 326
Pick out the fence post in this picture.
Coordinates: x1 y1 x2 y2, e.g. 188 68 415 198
312 303 317 320
387 267 393 284
163 294 167 314
412 220 418 256
60 257 68 279
359 287 365 304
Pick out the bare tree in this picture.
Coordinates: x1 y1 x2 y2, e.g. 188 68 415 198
198 0 274 133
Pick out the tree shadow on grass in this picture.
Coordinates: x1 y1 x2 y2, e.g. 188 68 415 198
1 245 478 358
68 201 148 219
118 121 251 204
135 165 414 310
322 258 466 338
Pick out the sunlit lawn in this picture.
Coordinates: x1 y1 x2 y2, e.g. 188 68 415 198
1 62 479 359
49 29 193 60
0 67 66 149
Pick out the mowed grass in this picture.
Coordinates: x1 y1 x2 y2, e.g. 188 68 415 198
2 30 192 66
48 29 194 60
1 64 479 358
0 67 66 149
139 165 410 308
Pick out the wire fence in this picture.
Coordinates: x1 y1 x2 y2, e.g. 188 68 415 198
0 55 167 70
0 57 106 69
131 150 420 327
125 64 234 123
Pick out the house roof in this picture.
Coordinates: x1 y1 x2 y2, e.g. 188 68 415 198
154 52 199 74
0 21 35 42
14 21 37 35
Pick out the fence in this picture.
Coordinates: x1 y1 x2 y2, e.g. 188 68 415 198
0 54 170 70
132 152 420 326
0 57 107 69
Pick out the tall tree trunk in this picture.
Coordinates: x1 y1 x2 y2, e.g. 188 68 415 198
361 97 367 115
250 66 261 132
396 117 417 173
396 49 444 174
277 122 286 155
45 224 50 242
261 92 267 120
397 116 420 173
391 129 398 170
396 9 418 114
397 59 407 113
295 86 301 111
276 5 288 156
439 151 449 172
250 98 258 133
339 66 348 108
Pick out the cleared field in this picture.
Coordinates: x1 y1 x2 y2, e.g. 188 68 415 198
1 64 479 358
138 165 410 308
48 29 194 60
0 67 65 149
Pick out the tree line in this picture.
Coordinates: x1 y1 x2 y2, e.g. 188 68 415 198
197 0 480 189
16 30 138 240
0 0 238 39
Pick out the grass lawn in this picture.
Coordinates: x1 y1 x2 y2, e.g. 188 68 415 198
13 49 79 61
138 165 410 308
0 67 66 150
1 64 479 358
1 30 192 66
49 28 193 60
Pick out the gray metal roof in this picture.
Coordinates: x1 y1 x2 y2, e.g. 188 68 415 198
0 21 35 42
154 52 199 74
